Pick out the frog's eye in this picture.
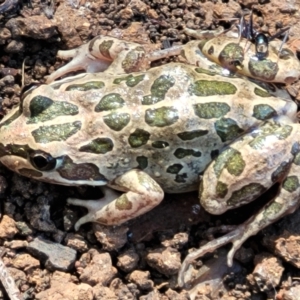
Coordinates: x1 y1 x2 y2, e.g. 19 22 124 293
29 151 57 171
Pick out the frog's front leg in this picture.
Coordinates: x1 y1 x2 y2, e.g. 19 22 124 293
46 36 148 83
179 119 300 286
67 169 164 230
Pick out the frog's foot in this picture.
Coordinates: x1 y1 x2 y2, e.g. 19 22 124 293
178 187 300 288
67 187 121 231
46 42 112 83
67 169 164 231
178 225 242 287
47 36 148 83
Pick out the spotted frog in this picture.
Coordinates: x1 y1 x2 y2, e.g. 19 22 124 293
0 29 300 286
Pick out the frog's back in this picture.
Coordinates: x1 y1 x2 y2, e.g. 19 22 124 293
0 63 296 193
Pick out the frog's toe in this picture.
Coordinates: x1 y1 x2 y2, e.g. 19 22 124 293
67 198 103 211
67 198 109 230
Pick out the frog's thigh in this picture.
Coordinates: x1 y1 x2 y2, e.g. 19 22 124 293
200 122 295 215
68 169 164 230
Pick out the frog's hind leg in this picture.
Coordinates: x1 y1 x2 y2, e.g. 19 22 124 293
179 165 300 287
178 120 300 287
46 36 149 83
67 169 164 231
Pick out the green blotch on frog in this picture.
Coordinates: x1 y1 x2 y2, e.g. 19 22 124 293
95 93 125 112
103 112 130 131
27 96 79 124
166 164 183 174
173 148 201 159
218 43 244 72
262 201 283 219
282 176 300 193
0 143 33 159
189 80 237 97
58 156 107 182
248 59 278 81
145 106 179 127
66 81 105 91
142 75 175 105
293 153 300 166
113 74 145 87
271 161 291 183
275 125 293 140
195 67 216 76
252 104 277 120
99 40 114 59
193 102 231 119
254 87 271 98
177 130 209 140
214 118 244 142
115 194 132 210
128 129 150 148
152 141 169 148
175 173 187 183
31 121 82 143
216 181 228 198
79 138 114 154
213 147 245 178
226 183 266 207
136 156 148 170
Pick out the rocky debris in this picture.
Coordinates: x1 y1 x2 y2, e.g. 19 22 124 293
53 3 91 48
117 248 139 273
0 27 11 44
186 249 244 300
161 232 189 249
263 209 300 268
277 283 300 300
7 267 27 290
0 74 16 96
24 197 57 232
93 277 136 299
268 234 300 269
63 207 80 231
11 253 40 272
250 253 284 292
27 237 76 272
14 222 33 237
146 247 181 276
64 233 89 253
93 223 129 251
165 288 190 300
4 240 28 249
78 249 117 286
127 270 154 291
0 215 18 239
0 175 7 194
234 246 255 265
5 40 25 53
5 16 57 39
35 271 93 300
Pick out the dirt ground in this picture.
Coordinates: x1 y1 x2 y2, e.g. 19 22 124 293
1 0 300 299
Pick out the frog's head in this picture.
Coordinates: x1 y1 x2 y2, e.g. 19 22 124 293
0 85 108 186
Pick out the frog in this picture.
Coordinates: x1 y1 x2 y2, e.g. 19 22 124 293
0 27 300 287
